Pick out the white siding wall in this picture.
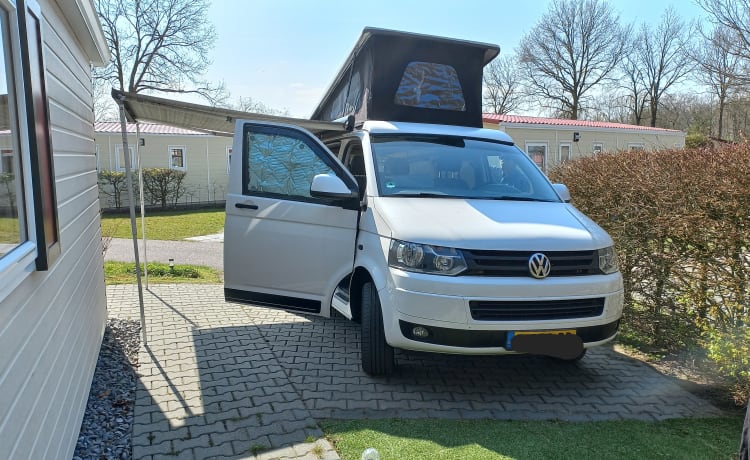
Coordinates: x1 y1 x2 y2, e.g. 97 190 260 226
96 132 233 207
482 122 687 170
0 1 107 459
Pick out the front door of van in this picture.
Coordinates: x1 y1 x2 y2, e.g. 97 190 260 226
224 122 359 314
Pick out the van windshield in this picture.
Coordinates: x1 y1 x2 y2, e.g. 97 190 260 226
370 134 561 202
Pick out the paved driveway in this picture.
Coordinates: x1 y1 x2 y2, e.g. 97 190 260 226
107 284 724 460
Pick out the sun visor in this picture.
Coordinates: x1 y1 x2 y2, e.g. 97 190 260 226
311 28 500 128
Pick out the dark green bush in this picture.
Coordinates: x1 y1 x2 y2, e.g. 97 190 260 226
549 144 750 403
142 168 187 207
98 170 134 208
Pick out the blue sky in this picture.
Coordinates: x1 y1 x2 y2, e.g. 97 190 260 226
206 0 707 117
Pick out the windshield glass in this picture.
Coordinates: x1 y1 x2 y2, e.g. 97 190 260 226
370 134 560 201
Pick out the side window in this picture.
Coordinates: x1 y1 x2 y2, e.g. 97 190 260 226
525 142 547 171
169 145 186 170
115 144 136 171
559 143 572 163
628 143 645 152
343 141 366 196
1 0 62 276
243 130 335 199
0 9 25 261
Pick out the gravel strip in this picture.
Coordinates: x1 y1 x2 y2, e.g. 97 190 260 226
74 319 141 460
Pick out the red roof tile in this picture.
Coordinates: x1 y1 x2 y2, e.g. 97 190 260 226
482 113 682 133
95 121 209 135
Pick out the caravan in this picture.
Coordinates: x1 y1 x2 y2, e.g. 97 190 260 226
223 28 623 375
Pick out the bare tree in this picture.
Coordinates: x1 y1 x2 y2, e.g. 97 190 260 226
698 0 750 62
95 0 226 108
517 0 628 119
692 26 745 138
482 55 523 114
634 8 694 127
232 96 289 116
584 87 632 123
658 92 715 133
619 36 649 125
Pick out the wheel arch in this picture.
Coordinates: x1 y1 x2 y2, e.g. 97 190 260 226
349 267 374 323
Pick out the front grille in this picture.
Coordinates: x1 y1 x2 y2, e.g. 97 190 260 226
469 298 605 321
462 249 598 277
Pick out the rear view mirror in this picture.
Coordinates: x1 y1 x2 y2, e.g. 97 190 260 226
552 183 571 203
310 174 357 199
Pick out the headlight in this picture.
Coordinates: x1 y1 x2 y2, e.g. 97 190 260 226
597 246 619 274
388 240 468 276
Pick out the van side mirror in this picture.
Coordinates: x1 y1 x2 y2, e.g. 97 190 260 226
310 174 358 199
552 183 571 203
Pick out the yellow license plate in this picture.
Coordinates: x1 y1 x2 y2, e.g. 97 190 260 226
506 329 576 349
515 329 576 336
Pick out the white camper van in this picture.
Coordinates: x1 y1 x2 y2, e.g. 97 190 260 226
223 29 623 375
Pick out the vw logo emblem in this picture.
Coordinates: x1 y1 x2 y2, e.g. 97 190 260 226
528 253 551 279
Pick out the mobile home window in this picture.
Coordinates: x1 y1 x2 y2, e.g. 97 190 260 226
558 143 572 163
226 146 232 174
525 142 547 171
628 143 645 152
2 0 63 293
115 144 136 171
0 10 25 264
592 142 604 154
169 145 186 170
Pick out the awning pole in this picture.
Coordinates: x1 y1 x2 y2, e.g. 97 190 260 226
136 122 148 288
114 92 147 346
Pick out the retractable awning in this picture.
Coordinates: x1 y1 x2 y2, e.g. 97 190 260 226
111 89 350 137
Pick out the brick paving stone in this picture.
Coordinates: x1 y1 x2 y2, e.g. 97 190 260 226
109 283 726 460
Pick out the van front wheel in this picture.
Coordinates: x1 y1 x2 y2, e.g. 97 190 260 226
361 281 395 376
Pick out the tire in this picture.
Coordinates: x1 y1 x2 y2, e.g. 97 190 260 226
360 281 395 376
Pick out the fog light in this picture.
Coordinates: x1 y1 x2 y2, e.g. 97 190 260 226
412 326 429 338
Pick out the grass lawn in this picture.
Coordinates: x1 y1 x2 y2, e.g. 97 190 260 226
104 261 221 285
101 208 224 240
0 216 20 244
324 417 743 460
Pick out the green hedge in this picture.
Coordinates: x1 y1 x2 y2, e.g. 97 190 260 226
549 144 750 404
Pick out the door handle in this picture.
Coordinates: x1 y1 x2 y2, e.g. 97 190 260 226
235 203 258 210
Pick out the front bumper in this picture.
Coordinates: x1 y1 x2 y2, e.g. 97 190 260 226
379 268 624 354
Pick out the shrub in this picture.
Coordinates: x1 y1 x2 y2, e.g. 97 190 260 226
142 168 187 207
685 133 710 149
98 170 135 209
0 172 16 215
704 327 750 405
548 143 750 399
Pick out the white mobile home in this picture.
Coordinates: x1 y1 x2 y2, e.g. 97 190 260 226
0 0 109 458
483 114 686 171
95 121 233 207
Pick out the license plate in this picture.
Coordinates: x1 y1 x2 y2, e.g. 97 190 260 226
506 329 576 350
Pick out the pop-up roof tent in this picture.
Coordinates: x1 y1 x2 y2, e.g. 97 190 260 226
311 27 500 128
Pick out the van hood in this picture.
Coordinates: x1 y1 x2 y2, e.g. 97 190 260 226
371 197 612 251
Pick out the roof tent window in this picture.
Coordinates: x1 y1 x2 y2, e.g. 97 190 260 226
394 62 466 111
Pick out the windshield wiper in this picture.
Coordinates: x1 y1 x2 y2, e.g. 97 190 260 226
389 192 465 198
479 196 557 202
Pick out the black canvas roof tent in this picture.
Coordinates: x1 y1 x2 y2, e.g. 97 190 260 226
311 27 500 128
